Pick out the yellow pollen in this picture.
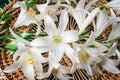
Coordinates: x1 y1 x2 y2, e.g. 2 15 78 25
52 68 58 74
52 35 62 43
78 51 90 61
27 9 36 18
25 57 34 64
48 10 51 15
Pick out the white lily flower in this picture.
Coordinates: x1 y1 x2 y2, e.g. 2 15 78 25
4 29 51 80
78 8 99 34
13 1 41 27
36 0 60 21
107 9 120 41
94 10 120 37
4 54 35 80
4 45 49 80
9 28 51 61
105 0 120 14
62 0 97 11
13 1 41 35
75 0 97 11
68 0 99 34
31 10 79 63
108 21 120 41
72 32 104 76
92 40 120 74
37 52 72 80
92 55 120 74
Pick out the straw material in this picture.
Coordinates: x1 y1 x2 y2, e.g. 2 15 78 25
0 0 120 80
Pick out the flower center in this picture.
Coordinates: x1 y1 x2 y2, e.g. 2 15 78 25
25 57 34 64
52 35 62 43
78 51 90 61
52 68 58 74
27 9 36 18
48 10 52 15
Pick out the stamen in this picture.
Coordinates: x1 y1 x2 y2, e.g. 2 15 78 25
25 57 34 64
52 68 58 74
27 8 36 18
52 35 62 43
78 51 90 61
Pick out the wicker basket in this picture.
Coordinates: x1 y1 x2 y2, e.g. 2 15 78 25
0 0 120 80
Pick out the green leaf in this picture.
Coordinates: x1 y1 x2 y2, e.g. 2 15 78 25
118 44 120 47
0 29 8 34
19 31 35 38
0 35 13 40
27 0 35 3
25 0 36 7
38 32 47 37
5 44 17 51
0 23 3 26
50 0 57 3
0 13 2 19
18 31 36 41
27 3 36 7
1 13 12 21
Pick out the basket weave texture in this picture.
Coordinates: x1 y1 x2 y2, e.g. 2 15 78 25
0 0 120 80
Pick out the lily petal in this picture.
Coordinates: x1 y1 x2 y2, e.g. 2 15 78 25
94 42 108 52
44 15 58 36
30 36 51 47
37 62 52 79
76 0 85 10
79 8 99 34
4 61 21 73
36 3 48 14
70 63 78 73
56 71 71 80
30 47 50 62
23 64 34 80
31 46 51 54
58 10 68 33
108 22 120 40
60 65 71 74
107 0 120 7
61 30 79 43
91 64 100 74
52 43 64 62
13 1 27 12
13 42 26 61
34 61 43 73
116 49 120 60
95 10 108 37
106 58 119 66
102 62 120 74
84 31 95 46
82 61 93 76
9 28 30 45
69 10 89 31
86 48 101 63
107 41 118 57
64 44 78 62
85 0 97 11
